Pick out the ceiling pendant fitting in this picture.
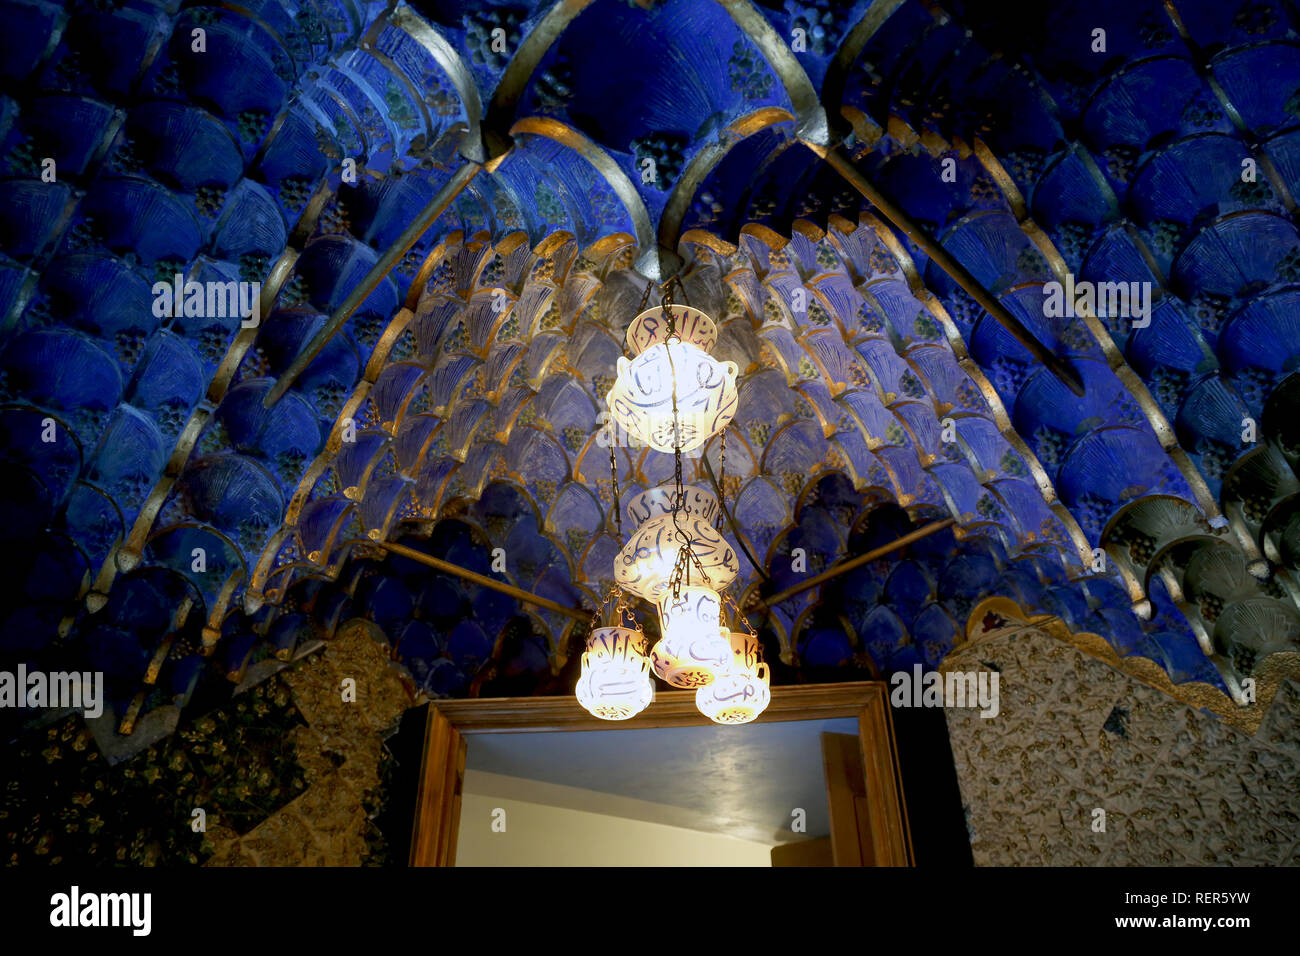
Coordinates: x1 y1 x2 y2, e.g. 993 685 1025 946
577 278 769 725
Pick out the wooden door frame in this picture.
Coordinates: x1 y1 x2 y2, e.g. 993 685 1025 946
409 681 913 867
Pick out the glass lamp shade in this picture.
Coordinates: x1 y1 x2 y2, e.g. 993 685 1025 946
576 627 654 721
625 482 719 528
626 306 717 355
726 631 762 678
696 662 771 724
584 625 649 665
649 586 732 688
614 513 739 601
605 341 738 454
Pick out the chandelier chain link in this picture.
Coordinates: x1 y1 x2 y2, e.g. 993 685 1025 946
608 436 622 542
665 324 691 601
722 588 759 641
717 427 726 532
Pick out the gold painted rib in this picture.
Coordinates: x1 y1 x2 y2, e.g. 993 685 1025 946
509 116 657 266
716 0 828 143
658 107 796 255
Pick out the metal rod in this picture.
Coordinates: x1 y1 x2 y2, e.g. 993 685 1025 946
263 162 483 409
371 540 590 622
758 517 956 608
805 143 1086 397
699 452 770 581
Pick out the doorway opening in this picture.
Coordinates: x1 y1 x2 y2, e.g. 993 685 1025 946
405 682 913 866
456 718 859 865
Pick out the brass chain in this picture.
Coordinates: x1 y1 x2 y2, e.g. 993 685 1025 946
588 581 637 638
585 584 609 639
660 271 720 605
716 427 726 531
614 586 632 630
596 273 714 646
608 436 622 541
603 273 643 638
666 325 689 601
662 278 679 340
721 588 759 641
661 273 690 308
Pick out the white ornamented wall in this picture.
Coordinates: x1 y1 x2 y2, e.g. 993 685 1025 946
942 601 1300 866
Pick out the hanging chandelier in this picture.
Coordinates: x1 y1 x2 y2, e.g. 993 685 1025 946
576 276 769 726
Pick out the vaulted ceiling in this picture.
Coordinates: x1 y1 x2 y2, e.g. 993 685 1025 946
3 0 1299 755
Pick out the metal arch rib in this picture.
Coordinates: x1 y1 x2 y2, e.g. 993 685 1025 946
658 106 797 256
715 0 829 145
262 161 484 409
390 5 487 162
821 0 909 141
484 0 600 156
509 116 659 277
807 142 1086 397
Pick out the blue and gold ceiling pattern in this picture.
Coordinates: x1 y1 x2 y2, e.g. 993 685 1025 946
2 0 1298 754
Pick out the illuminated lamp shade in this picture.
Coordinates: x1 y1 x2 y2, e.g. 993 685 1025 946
625 482 719 527
696 632 770 724
606 345 738 454
605 306 738 454
625 305 718 354
725 630 762 678
575 627 654 721
696 665 771 724
650 586 732 688
614 512 738 601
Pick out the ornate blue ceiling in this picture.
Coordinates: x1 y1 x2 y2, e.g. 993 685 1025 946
2 0 1298 755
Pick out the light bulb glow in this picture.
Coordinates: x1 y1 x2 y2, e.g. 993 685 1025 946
726 631 762 678
576 627 653 721
650 586 731 688
615 513 738 601
695 663 771 724
697 632 770 724
606 341 738 454
625 483 719 527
